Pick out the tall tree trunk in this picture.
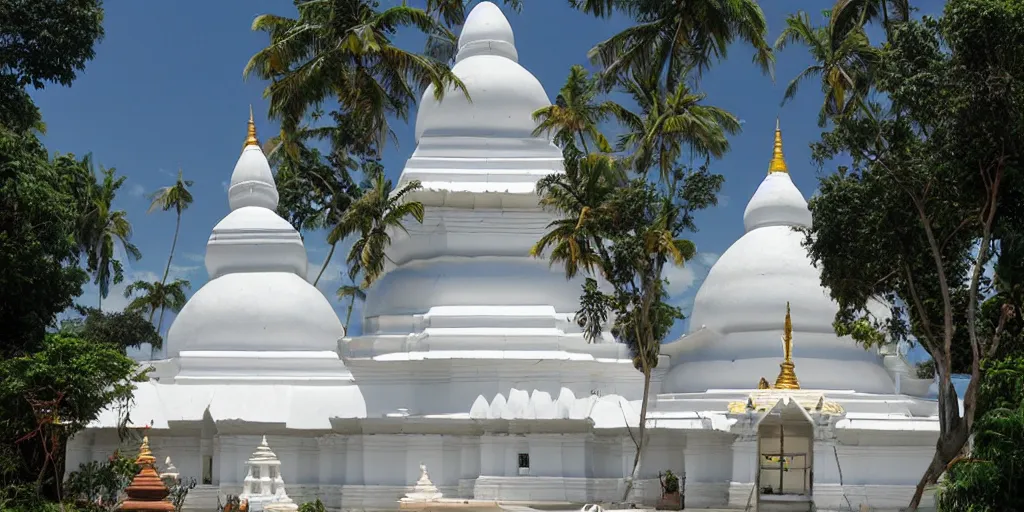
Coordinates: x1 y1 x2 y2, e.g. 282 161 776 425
622 367 652 503
345 295 356 327
161 212 182 284
907 379 971 510
152 212 182 360
313 242 338 286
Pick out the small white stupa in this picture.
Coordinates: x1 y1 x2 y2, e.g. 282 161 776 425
239 436 298 511
158 456 179 481
400 462 443 503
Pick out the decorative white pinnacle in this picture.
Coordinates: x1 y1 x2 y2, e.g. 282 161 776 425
159 456 179 481
249 435 279 463
456 1 518 63
401 462 443 502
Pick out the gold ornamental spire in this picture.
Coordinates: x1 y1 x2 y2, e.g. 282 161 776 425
773 302 801 389
244 105 260 149
136 436 156 467
767 118 788 174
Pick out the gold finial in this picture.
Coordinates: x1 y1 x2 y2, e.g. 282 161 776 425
768 117 788 174
774 302 801 389
136 436 156 466
244 105 260 149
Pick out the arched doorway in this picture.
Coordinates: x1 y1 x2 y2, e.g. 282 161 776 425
755 398 814 511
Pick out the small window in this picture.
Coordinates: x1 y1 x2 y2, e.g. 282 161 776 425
518 453 530 469
202 456 213 485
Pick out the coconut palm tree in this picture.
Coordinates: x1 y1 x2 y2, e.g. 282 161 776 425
147 169 194 326
531 152 627 280
575 0 773 87
615 63 742 181
532 65 620 154
244 0 469 151
330 169 425 289
264 110 376 286
82 167 142 309
336 283 367 328
775 9 878 126
124 278 191 330
831 0 911 41
422 0 524 63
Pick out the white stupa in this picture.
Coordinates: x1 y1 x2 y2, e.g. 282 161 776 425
240 436 298 512
662 121 896 394
165 107 350 382
359 0 600 342
67 4 942 511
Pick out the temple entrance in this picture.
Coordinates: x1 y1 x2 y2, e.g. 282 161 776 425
755 399 814 512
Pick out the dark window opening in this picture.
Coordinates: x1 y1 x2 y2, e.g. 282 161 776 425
518 453 530 469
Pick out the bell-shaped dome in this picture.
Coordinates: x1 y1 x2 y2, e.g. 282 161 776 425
665 122 893 393
413 1 552 142
167 111 344 358
689 122 831 334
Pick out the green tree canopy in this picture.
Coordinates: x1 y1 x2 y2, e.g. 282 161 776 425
0 0 104 132
0 129 89 358
801 0 1024 507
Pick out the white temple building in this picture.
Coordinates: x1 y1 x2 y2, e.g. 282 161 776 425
66 3 943 511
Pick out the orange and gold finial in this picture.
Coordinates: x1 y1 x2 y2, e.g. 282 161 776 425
773 302 801 389
136 436 155 466
244 105 260 149
768 118 788 174
120 436 174 511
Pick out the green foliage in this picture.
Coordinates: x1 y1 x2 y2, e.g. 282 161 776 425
774 9 877 126
0 0 104 132
0 335 142 502
915 359 936 380
79 165 143 307
0 128 89 358
298 498 328 512
123 278 192 336
331 169 425 289
799 0 1024 506
659 469 680 494
165 476 197 512
64 451 139 510
532 65 617 154
244 0 467 148
62 307 162 352
937 357 1024 511
573 0 774 85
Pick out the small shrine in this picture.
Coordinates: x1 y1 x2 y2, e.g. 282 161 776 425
239 436 298 511
119 437 175 511
401 463 444 503
728 303 843 416
158 456 179 482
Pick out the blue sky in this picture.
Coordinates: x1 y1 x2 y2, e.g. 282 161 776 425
31 1 942 358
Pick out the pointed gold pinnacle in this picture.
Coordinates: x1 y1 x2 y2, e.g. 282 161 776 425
768 117 788 174
244 105 260 149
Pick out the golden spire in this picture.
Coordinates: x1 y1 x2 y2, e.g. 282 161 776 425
136 436 156 467
774 302 801 389
767 117 788 174
244 105 260 149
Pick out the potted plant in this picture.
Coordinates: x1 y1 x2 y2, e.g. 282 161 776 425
656 470 682 510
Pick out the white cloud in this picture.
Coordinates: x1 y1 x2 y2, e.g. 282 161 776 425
663 252 720 297
181 252 205 263
128 182 147 199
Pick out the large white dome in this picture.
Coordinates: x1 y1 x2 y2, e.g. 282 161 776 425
413 1 552 142
665 123 893 394
167 272 342 356
166 114 344 358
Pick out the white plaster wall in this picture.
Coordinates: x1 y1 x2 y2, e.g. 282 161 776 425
68 427 938 512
